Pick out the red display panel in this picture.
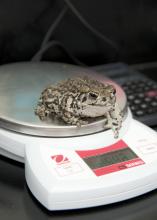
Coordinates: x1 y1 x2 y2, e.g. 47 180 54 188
76 140 145 176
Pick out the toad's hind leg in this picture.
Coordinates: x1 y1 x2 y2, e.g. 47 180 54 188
35 104 51 120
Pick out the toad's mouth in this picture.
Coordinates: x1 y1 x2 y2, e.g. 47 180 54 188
88 97 116 106
81 105 113 117
90 103 113 107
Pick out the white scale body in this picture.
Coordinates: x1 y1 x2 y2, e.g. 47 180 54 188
0 62 157 211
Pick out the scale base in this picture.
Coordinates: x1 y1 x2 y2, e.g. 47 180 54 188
25 119 157 210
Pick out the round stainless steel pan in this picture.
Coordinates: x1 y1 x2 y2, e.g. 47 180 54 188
0 62 127 137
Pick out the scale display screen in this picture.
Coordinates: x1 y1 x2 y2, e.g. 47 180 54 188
83 148 138 170
76 140 145 176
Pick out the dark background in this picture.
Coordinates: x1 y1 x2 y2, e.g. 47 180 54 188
0 0 157 66
1 1 157 219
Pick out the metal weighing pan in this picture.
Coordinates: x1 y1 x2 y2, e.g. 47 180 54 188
0 62 127 137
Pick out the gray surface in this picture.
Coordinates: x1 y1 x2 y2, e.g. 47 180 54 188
0 62 127 137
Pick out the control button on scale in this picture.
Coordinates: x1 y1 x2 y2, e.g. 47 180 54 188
55 163 83 177
139 143 157 154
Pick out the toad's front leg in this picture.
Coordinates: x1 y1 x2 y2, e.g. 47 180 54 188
61 111 88 127
104 104 123 138
110 103 123 128
110 103 123 138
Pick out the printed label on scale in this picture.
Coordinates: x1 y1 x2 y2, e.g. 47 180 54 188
51 154 83 176
76 140 145 176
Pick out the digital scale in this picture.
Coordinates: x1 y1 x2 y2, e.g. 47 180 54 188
0 62 157 211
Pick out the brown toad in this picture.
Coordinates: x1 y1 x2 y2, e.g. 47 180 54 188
35 76 123 138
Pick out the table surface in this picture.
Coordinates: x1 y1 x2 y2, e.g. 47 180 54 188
1 62 157 220
1 155 157 220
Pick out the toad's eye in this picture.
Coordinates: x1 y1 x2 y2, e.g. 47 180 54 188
82 96 87 102
89 93 98 99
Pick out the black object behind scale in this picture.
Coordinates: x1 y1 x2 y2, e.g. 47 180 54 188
92 63 157 129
